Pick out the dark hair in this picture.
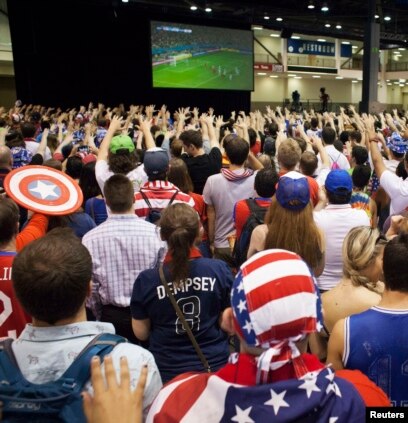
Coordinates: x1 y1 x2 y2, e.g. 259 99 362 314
179 130 203 149
352 164 371 189
396 160 408 180
20 122 36 138
311 118 318 129
43 158 63 171
66 156 83 179
333 139 344 153
47 134 59 153
339 131 350 144
390 150 405 160
97 118 107 128
0 197 19 246
40 120 51 131
223 135 249 165
254 168 278 198
104 174 134 213
167 158 193 193
108 150 140 174
79 161 102 204
160 203 199 286
383 232 408 292
300 151 318 176
350 130 362 144
248 128 257 148
6 131 25 148
12 228 92 324
322 127 336 145
352 146 368 165
327 189 352 204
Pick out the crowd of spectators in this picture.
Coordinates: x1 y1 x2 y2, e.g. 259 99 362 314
1 100 408 420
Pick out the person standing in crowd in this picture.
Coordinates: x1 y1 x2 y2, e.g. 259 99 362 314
147 249 389 422
131 203 233 383
320 87 329 112
83 174 165 343
327 232 408 406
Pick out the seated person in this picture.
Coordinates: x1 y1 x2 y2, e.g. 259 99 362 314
147 249 389 422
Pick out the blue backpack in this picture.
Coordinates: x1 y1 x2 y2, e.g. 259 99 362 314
0 333 126 423
140 189 179 225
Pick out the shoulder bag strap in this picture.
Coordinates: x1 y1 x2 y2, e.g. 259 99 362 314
158 265 211 373
167 189 179 207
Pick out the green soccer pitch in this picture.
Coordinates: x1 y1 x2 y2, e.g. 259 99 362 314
152 51 253 90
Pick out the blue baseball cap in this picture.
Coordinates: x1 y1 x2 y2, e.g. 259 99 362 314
276 171 310 211
325 169 352 194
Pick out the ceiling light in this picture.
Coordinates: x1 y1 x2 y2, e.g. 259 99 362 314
205 7 212 12
121 0 128 2
335 76 344 79
352 45 358 48
336 25 342 29
325 23 331 28
264 15 270 20
270 75 279 78
276 17 283 21
257 72 267 76
190 5 198 10
374 14 379 19
400 79 406 82
288 74 297 77
294 76 302 79
341 41 351 45
400 84 405 87
252 26 263 30
317 39 326 42
394 82 400 84
321 3 329 12
386 79 390 82
399 48 406 51
312 75 321 78
387 83 392 85
291 36 301 39
308 1 315 9
352 80 358 83
270 33 280 37
384 16 391 21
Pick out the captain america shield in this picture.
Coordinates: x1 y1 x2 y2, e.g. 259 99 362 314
4 165 83 215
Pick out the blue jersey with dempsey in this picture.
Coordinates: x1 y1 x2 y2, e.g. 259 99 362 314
344 306 408 406
131 258 233 383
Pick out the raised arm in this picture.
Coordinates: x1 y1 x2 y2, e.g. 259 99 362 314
97 116 125 162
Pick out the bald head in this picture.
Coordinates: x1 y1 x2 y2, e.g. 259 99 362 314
0 146 12 168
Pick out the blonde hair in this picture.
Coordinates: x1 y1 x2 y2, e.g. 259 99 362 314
342 226 386 292
264 197 322 270
277 138 302 169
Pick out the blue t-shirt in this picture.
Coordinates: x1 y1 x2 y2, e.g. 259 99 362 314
131 258 233 383
67 212 96 239
344 306 408 406
85 197 108 226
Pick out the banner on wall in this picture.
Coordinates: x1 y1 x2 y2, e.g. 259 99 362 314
287 40 352 58
254 63 284 72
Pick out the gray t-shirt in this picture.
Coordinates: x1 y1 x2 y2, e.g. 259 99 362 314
203 169 257 248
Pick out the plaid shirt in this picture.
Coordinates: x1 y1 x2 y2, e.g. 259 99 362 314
82 214 166 319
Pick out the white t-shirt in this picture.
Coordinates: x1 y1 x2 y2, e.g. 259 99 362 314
314 204 370 291
316 145 350 175
25 140 52 161
95 160 148 194
380 170 408 215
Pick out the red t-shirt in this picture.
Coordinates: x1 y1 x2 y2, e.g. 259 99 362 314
190 192 208 241
234 198 271 239
250 140 261 156
0 252 31 339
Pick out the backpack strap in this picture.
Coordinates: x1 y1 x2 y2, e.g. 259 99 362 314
140 189 153 210
245 199 265 224
60 333 127 388
167 190 179 207
0 338 22 384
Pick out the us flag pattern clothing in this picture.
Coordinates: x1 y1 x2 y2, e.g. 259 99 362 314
146 367 366 423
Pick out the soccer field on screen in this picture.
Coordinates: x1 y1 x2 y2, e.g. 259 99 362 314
152 51 253 91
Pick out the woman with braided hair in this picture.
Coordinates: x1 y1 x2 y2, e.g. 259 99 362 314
321 226 387 335
309 226 386 360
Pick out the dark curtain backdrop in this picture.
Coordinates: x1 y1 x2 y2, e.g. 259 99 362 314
7 0 251 115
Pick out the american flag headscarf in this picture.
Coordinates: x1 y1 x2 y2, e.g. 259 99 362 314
231 249 323 384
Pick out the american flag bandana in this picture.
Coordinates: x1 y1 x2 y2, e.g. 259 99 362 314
231 249 323 383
